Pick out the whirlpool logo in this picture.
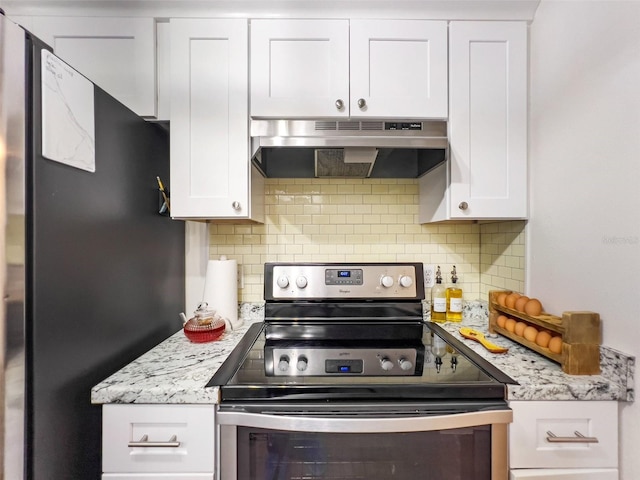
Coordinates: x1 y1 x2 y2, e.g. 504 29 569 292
338 289 351 294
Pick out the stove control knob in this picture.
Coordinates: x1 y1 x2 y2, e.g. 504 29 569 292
399 275 414 288
398 358 413 371
381 275 394 288
278 355 290 372
296 276 308 289
297 356 309 372
277 276 289 289
380 357 394 371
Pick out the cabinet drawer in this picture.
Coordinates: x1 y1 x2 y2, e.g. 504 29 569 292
103 404 214 473
510 468 618 479
509 401 617 469
103 475 213 479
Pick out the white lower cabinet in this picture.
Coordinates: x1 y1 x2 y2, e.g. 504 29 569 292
509 401 618 479
102 404 214 480
510 469 619 479
103 475 212 479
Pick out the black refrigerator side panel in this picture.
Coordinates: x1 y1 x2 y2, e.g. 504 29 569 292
27 41 185 480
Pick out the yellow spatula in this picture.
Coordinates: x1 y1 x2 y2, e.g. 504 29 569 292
459 327 509 354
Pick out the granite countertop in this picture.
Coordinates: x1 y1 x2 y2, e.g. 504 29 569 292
91 302 635 405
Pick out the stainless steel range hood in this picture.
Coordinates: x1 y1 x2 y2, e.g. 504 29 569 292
250 119 448 179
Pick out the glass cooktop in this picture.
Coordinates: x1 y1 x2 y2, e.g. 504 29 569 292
207 322 516 403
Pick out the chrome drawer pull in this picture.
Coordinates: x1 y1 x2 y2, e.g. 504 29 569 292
546 430 599 443
128 434 181 448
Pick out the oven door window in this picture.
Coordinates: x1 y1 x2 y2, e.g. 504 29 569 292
237 426 491 480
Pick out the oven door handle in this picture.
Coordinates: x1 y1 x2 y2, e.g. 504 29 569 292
216 409 512 433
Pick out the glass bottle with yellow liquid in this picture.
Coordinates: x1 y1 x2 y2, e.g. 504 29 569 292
430 266 447 323
446 266 463 322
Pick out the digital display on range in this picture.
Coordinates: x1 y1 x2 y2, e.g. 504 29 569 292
325 269 363 285
326 359 363 374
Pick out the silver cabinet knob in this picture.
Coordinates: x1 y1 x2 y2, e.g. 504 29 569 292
458 201 469 211
357 98 366 109
335 99 344 110
232 201 241 211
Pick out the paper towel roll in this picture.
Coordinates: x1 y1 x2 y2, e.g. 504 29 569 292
202 256 242 329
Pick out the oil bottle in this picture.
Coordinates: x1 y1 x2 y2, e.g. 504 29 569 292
446 266 463 322
430 266 447 323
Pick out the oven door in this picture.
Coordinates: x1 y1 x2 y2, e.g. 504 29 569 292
217 402 511 480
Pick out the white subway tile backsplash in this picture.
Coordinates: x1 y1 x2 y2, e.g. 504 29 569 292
209 179 526 303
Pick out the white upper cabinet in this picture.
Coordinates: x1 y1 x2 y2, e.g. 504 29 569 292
349 20 448 119
250 19 349 118
16 16 157 117
170 18 264 221
420 21 528 222
250 19 448 119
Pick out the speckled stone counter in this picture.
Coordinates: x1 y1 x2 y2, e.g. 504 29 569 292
436 302 635 402
91 302 635 405
90 304 264 404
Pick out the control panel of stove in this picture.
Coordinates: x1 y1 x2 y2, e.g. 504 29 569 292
265 346 422 376
266 263 423 300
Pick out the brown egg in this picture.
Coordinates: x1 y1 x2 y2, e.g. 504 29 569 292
514 296 530 312
524 298 543 316
505 292 521 309
496 315 508 328
505 318 517 333
523 325 538 342
514 321 527 337
536 330 552 348
548 336 563 354
497 292 508 307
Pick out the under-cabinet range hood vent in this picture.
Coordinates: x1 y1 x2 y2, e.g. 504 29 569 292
250 119 448 179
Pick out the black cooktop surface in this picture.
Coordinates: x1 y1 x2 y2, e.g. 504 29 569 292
207 322 516 403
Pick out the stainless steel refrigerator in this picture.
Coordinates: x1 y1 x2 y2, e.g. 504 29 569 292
1 13 185 479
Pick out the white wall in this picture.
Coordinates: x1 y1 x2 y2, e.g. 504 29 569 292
528 1 640 478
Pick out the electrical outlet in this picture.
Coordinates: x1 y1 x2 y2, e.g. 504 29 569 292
237 264 244 289
424 264 435 288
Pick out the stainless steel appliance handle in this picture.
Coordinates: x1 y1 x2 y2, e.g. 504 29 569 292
216 409 512 433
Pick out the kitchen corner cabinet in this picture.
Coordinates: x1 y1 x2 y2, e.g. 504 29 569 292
509 401 618 479
102 404 215 479
170 19 264 221
419 21 528 223
12 16 156 118
250 19 448 119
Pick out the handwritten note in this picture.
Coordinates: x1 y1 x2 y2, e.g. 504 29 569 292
41 50 95 172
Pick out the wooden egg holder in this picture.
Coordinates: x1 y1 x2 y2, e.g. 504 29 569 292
488 290 602 375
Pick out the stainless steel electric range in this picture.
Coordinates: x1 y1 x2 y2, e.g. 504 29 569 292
208 262 516 480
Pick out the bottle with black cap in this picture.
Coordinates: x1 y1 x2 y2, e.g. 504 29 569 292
430 266 447 323
446 265 463 322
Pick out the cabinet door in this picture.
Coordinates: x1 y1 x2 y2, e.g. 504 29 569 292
448 21 528 219
171 19 263 221
250 19 349 118
21 16 156 117
350 20 448 118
